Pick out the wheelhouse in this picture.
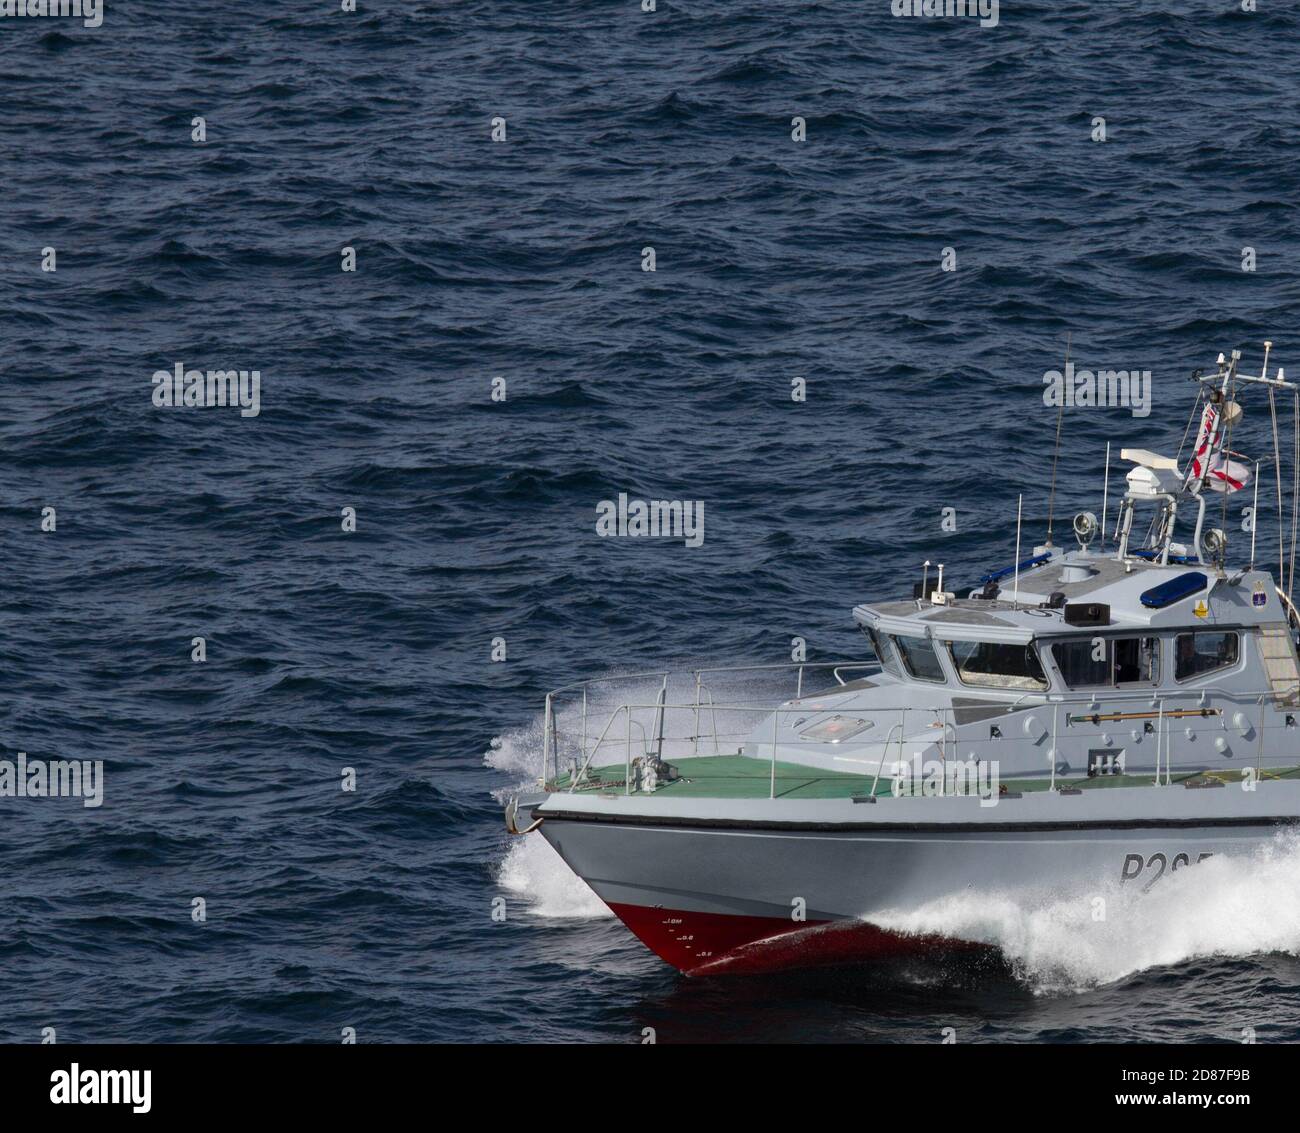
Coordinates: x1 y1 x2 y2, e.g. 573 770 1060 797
860 620 1271 695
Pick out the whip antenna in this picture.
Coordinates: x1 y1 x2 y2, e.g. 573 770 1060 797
1045 332 1072 546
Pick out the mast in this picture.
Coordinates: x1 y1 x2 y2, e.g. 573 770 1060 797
1184 345 1297 582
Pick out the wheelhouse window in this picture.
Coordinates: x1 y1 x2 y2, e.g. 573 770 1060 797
1115 637 1160 685
1175 631 1239 682
946 640 1047 690
1052 639 1109 687
864 627 903 678
892 634 946 683
1052 636 1160 688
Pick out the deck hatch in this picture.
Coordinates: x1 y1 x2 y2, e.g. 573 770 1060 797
1139 571 1208 609
798 715 874 743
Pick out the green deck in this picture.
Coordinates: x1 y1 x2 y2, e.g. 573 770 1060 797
554 755 1300 800
563 755 881 800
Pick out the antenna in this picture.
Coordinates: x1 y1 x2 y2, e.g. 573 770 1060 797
1045 332 1072 546
1290 389 1298 601
1013 493 1024 609
1100 441 1111 550
1249 460 1260 570
1268 352 1285 586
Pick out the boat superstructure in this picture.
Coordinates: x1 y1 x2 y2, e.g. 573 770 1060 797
506 346 1300 976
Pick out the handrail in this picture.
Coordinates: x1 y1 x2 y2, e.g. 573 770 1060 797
870 717 904 797
690 660 870 680
692 672 703 756
832 662 879 686
624 713 647 795
549 692 1300 790
568 704 626 792
546 659 879 780
543 693 553 786
936 706 955 795
769 707 779 798
557 689 1298 722
547 668 674 698
650 675 668 761
545 645 1300 787
553 698 1300 792
548 659 879 707
706 686 721 755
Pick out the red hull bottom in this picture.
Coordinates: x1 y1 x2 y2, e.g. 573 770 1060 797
608 902 985 976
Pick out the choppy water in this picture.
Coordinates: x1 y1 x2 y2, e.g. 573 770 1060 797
3 0 1300 1043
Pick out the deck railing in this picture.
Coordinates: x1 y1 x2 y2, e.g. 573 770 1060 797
540 660 877 786
540 668 1299 800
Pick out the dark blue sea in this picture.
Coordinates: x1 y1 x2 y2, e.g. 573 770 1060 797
3 0 1300 1044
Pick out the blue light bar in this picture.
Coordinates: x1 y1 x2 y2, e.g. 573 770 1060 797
979 551 1052 585
1139 571 1209 609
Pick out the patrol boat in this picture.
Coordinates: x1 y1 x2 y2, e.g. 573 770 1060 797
506 346 1300 976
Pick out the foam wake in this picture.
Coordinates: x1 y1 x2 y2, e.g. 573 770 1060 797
497 835 612 919
869 832 1300 993
486 701 618 921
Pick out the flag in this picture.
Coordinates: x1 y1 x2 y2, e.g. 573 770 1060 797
1188 401 1251 493
1204 453 1251 492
